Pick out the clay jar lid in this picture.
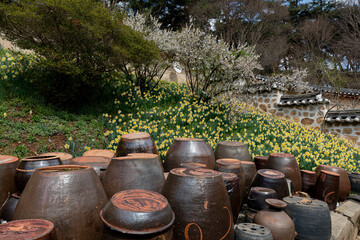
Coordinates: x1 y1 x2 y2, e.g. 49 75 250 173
121 132 151 141
269 153 295 158
221 172 238 181
218 141 247 147
258 169 285 179
180 162 207 169
115 153 159 161
170 168 221 178
39 152 73 162
216 158 241 166
320 170 340 177
254 156 268 161
0 155 18 164
83 149 115 159
71 156 110 166
265 199 287 209
0 219 54 239
100 189 175 235
174 138 203 142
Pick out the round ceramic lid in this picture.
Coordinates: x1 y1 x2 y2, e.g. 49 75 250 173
0 219 54 240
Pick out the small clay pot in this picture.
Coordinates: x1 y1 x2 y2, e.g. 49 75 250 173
70 156 111 181
163 138 215 171
315 165 350 201
0 219 54 240
301 170 317 197
267 153 302 192
254 156 268 170
254 199 296 240
100 189 174 239
179 162 206 169
234 223 273 240
215 141 251 161
162 168 234 240
247 187 277 211
14 155 63 193
251 169 289 200
0 192 20 221
83 149 115 159
221 172 241 222
116 132 158 157
240 160 257 198
12 165 108 240
39 152 73 164
102 153 165 197
0 155 18 206
314 170 339 211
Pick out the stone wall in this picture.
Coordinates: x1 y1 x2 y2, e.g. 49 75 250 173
323 123 360 145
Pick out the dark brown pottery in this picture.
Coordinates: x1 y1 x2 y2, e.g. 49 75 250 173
267 153 302 192
14 155 63 193
251 169 289 200
314 170 339 211
100 189 174 239
301 170 317 197
254 199 296 240
254 156 268 170
163 138 215 171
214 141 251 161
244 208 258 223
12 165 108 240
162 168 234 240
102 154 165 197
70 156 111 181
0 155 18 206
180 162 206 169
284 196 331 240
315 165 350 201
347 171 360 193
100 226 173 240
221 172 241 222
247 187 277 211
39 152 73 164
116 132 158 157
240 160 257 198
0 193 20 221
235 223 273 240
0 219 54 240
83 149 115 159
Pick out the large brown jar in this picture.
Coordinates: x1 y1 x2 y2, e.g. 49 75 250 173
301 170 317 197
12 165 108 240
251 169 289 200
314 170 339 211
254 156 268 170
315 165 350 201
162 168 234 240
0 155 18 206
247 187 277 211
102 153 165 197
163 138 215 171
0 192 20 221
0 219 54 240
221 172 241 222
215 141 251 161
240 160 257 198
267 153 302 192
254 199 296 240
116 132 158 157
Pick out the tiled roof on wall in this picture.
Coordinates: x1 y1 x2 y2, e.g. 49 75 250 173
325 109 360 123
277 92 330 106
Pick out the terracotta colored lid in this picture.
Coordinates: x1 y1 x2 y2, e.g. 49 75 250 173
240 160 255 165
171 168 221 177
0 219 54 240
0 155 18 164
269 153 294 158
121 132 150 140
221 172 238 181
218 141 246 147
216 158 241 165
265 198 287 209
39 152 73 161
254 156 268 160
71 156 110 165
179 162 206 169
83 149 115 158
114 154 159 161
258 169 285 178
301 170 316 175
320 170 340 177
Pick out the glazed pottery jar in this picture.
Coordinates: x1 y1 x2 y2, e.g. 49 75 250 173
284 196 331 240
347 172 360 193
267 153 302 192
314 170 339 211
162 168 234 240
70 156 111 181
251 169 289 200
83 149 115 159
0 192 20 221
116 132 158 157
215 141 251 161
39 152 73 164
180 162 206 169
301 170 317 197
0 219 54 240
254 199 296 240
163 138 215 171
254 156 268 170
14 155 63 193
221 172 241 222
100 189 174 240
247 187 277 211
102 153 165 197
240 160 257 198
315 165 350 201
234 223 273 240
12 165 108 240
0 155 18 206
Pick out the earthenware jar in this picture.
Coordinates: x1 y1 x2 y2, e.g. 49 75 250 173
100 189 174 240
215 159 246 210
251 169 289 200
315 165 350 201
116 132 158 157
314 170 339 211
254 199 296 240
234 223 273 240
163 138 215 171
40 152 73 164
70 156 111 181
347 171 360 193
254 156 268 170
240 160 257 198
301 170 317 197
247 187 277 211
162 168 234 240
14 155 63 193
102 153 165 197
0 192 20 221
267 153 302 192
12 165 107 240
180 162 206 169
0 155 18 206
221 172 241 222
83 149 115 159
0 219 54 240
284 196 331 240
215 141 251 161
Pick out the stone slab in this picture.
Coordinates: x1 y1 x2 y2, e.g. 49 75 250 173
331 211 354 240
336 200 360 224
